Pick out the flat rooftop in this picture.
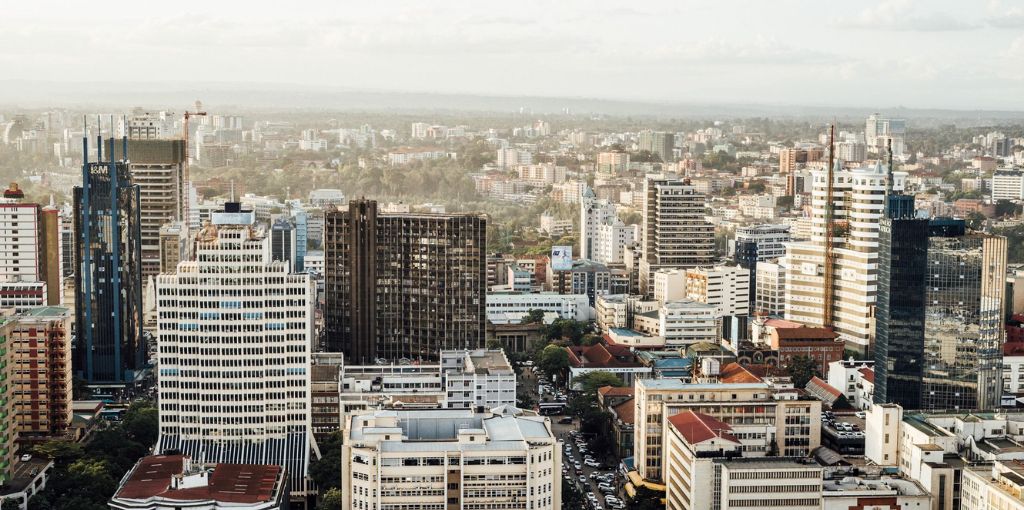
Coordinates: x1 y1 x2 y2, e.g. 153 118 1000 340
114 455 282 504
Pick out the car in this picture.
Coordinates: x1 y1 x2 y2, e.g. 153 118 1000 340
587 492 597 501
558 417 574 424
574 462 582 470
855 411 866 418
579 475 587 483
19 454 31 462
604 495 620 504
585 460 600 468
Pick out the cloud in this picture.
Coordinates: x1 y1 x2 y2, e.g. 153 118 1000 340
985 7 1024 28
629 36 838 66
835 0 980 31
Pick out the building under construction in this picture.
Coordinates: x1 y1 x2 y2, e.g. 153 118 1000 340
324 199 487 362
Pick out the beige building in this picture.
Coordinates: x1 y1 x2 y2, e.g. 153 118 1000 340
8 307 72 444
635 363 821 482
639 175 714 296
784 162 908 353
685 265 750 317
341 408 561 510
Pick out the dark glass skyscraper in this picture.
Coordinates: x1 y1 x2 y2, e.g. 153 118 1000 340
874 195 928 408
324 199 487 362
73 138 145 385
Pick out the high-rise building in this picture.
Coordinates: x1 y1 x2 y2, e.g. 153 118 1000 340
876 216 1008 410
754 261 786 316
292 208 307 272
865 113 906 156
639 175 714 296
270 217 296 271
0 183 62 311
784 162 907 354
157 221 188 275
778 147 823 175
733 224 791 263
594 220 637 265
597 151 630 174
73 139 145 385
992 169 1024 201
579 186 618 261
684 265 750 318
8 306 72 444
340 408 561 510
874 194 928 409
0 317 18 484
154 202 315 495
109 139 187 279
638 130 675 163
324 199 487 362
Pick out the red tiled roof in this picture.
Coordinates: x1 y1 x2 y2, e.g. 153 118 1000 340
807 376 842 398
598 386 635 398
1005 341 1024 356
566 344 641 368
719 362 762 384
115 455 281 504
612 398 635 425
668 411 739 445
858 367 875 384
775 327 839 340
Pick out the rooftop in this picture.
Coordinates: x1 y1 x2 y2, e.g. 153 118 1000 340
113 455 283 505
20 306 71 317
668 410 738 445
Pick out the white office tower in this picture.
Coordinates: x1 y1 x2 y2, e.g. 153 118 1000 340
684 265 750 317
639 174 715 296
579 186 618 260
341 407 561 510
784 162 907 353
155 203 316 498
865 113 906 157
594 220 638 265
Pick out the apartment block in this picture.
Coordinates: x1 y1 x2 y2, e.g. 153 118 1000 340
0 183 61 311
639 175 714 296
7 307 72 444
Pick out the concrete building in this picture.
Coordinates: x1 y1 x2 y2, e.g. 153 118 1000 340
440 349 517 410
784 162 908 353
635 365 821 481
7 307 72 444
633 300 719 349
486 292 591 323
539 212 572 237
639 175 714 296
594 220 637 266
0 183 61 312
685 265 750 318
324 199 486 362
0 317 19 484
826 359 875 410
269 217 297 272
653 269 687 305
732 224 791 263
109 139 187 278
158 222 188 275
638 130 675 163
754 261 785 316
865 114 907 157
992 169 1024 201
340 408 561 510
109 455 289 510
154 203 315 496
579 186 618 261
73 144 145 386
663 410 823 510
597 151 630 174
307 188 345 207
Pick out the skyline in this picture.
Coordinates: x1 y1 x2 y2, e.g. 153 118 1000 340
3 0 1024 111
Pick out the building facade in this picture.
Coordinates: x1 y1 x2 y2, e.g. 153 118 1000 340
639 175 714 296
324 199 487 362
7 307 72 444
0 183 62 312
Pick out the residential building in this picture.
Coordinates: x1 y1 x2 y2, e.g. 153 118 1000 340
992 169 1024 201
835 141 867 163
597 151 630 174
779 147 823 175
7 307 72 444
595 294 659 332
308 189 345 208
109 455 289 510
110 139 187 278
73 140 145 385
340 408 561 510
496 147 532 168
0 183 62 311
324 199 486 362
638 130 675 163
684 265 750 318
826 359 875 410
154 202 315 495
639 174 715 296
387 147 448 166
0 317 19 484
635 365 821 481
579 186 618 260
784 162 908 353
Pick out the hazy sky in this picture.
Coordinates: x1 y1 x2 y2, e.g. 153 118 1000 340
3 0 1023 110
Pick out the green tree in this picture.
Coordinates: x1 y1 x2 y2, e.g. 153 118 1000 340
571 371 624 398
2 498 21 510
537 344 570 381
32 440 84 464
309 431 343 494
317 488 344 510
122 400 159 447
521 309 546 325
628 485 664 510
786 355 821 388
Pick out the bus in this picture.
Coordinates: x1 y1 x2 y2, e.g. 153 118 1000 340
538 402 567 416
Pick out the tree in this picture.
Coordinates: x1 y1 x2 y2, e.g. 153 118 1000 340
521 309 546 325
537 344 570 381
122 400 159 448
2 498 21 510
309 431 343 494
572 371 624 398
628 485 664 510
33 440 84 464
786 355 821 388
317 488 344 510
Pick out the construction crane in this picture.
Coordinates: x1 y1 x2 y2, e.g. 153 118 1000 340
822 124 836 329
182 100 206 223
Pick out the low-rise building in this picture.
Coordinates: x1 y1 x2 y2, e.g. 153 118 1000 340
826 359 875 410
566 343 651 385
108 455 289 510
340 407 561 510
486 292 592 323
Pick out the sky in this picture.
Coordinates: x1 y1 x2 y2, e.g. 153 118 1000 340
2 0 1023 110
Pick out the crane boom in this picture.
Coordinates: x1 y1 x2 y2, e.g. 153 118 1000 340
822 124 836 329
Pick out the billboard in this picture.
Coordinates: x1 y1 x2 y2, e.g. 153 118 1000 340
551 246 573 271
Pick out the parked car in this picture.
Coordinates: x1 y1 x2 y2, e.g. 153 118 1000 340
558 417 574 424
